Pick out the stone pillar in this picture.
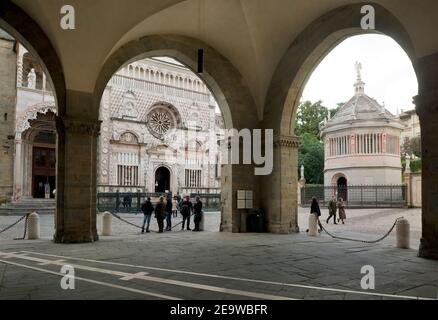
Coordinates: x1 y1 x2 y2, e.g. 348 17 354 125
54 116 101 243
17 54 24 88
415 52 438 259
262 135 300 234
0 37 17 203
415 91 438 259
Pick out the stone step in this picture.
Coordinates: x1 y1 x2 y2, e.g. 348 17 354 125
0 199 56 216
0 208 55 216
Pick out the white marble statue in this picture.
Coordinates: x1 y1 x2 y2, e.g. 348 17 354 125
405 153 411 171
27 68 36 89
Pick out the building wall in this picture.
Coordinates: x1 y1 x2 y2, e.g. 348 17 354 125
97 58 223 194
0 36 17 202
325 167 403 186
9 51 223 200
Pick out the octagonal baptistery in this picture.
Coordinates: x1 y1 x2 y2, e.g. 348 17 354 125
320 64 403 188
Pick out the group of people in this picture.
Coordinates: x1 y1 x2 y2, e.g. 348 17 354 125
309 196 347 233
140 194 203 234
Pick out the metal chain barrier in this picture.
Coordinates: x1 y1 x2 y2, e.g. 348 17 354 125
317 217 403 244
108 211 195 233
0 213 30 240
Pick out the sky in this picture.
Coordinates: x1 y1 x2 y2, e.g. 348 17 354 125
301 34 418 115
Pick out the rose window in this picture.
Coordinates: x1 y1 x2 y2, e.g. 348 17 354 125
146 108 176 139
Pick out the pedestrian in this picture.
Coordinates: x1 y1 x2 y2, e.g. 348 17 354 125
116 196 121 212
127 194 132 209
155 196 166 233
307 197 322 233
326 195 338 225
172 197 178 218
165 195 173 231
193 196 203 232
180 196 193 231
141 197 154 233
338 197 346 224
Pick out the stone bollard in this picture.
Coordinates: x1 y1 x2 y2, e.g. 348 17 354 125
27 212 40 240
396 218 410 249
101 212 112 236
308 213 318 237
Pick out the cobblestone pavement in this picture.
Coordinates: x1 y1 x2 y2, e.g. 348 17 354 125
0 208 435 300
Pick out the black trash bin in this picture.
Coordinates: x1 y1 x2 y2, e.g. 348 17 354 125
246 209 265 233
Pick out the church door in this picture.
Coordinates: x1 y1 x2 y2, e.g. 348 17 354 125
32 147 56 198
155 167 171 193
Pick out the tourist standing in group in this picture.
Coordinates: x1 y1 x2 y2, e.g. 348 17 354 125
326 195 338 224
165 195 173 231
141 197 154 234
193 196 203 232
172 196 178 218
180 196 193 231
155 197 166 233
338 197 347 224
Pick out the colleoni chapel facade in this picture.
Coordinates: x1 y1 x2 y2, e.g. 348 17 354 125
2 40 224 202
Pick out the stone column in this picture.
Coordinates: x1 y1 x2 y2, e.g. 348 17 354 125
54 116 101 243
415 90 438 259
262 135 300 234
17 54 24 88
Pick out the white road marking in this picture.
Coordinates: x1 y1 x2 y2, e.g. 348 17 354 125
0 259 180 300
120 272 149 281
19 250 434 300
38 259 66 266
0 252 296 300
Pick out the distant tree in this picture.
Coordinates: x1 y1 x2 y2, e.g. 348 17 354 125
401 137 421 157
294 101 329 138
297 133 324 184
329 103 344 118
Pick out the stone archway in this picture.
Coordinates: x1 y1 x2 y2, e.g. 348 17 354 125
0 2 67 241
155 166 171 193
93 35 259 234
261 3 418 235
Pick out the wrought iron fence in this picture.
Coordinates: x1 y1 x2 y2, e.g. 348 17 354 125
301 185 407 208
97 191 221 213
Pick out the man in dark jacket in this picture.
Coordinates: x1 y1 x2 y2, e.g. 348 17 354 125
141 197 154 233
165 195 173 231
180 196 193 231
193 196 203 232
326 195 338 225
155 197 166 233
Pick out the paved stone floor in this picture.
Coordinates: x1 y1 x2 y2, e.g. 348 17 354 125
0 208 436 300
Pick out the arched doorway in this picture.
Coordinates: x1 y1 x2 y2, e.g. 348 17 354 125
93 35 258 235
337 177 347 202
263 3 418 235
155 167 171 193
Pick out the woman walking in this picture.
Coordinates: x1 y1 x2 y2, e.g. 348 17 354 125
337 197 346 224
307 197 322 233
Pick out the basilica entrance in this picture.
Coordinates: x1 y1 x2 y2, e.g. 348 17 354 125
32 146 56 198
155 167 170 193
